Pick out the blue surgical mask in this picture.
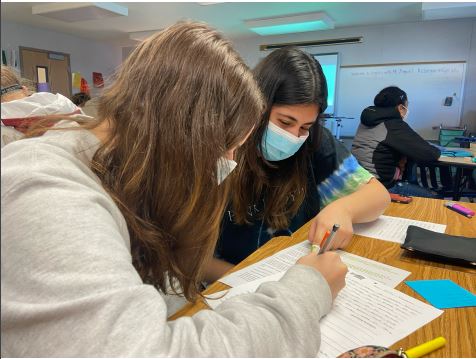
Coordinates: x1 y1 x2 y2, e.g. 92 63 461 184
261 121 309 161
217 157 237 185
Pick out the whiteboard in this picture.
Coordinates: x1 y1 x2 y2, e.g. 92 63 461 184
336 62 466 140
313 53 339 115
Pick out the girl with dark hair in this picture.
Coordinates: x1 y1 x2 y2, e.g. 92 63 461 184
351 86 441 197
2 23 348 356
206 47 390 280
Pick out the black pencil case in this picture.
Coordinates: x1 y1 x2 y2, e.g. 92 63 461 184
401 225 476 266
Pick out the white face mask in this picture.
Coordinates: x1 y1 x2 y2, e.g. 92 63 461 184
402 105 410 121
216 157 237 185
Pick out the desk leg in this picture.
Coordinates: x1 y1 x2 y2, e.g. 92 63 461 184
335 119 342 140
452 167 463 201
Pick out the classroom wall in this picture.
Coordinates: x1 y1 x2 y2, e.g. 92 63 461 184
4 18 474 134
1 20 122 97
232 18 476 135
122 46 136 61
462 20 476 134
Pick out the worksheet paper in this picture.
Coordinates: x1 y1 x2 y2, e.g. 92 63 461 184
337 250 410 287
219 241 410 288
207 272 443 358
353 215 446 244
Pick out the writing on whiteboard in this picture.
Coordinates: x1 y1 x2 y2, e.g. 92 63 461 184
349 65 462 78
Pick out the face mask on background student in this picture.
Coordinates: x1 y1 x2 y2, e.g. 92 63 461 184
401 106 410 121
261 121 308 161
217 157 237 185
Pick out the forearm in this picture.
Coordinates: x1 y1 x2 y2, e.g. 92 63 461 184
331 178 390 223
385 121 441 162
203 257 235 283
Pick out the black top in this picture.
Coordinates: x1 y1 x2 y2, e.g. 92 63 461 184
216 127 372 264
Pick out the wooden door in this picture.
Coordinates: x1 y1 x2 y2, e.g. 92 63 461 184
19 47 72 98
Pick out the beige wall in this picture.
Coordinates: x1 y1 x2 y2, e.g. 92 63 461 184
232 18 476 134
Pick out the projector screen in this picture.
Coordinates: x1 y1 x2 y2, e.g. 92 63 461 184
313 53 339 115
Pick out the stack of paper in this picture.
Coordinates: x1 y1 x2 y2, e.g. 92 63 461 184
318 272 443 357
209 239 443 357
220 241 410 288
208 271 442 358
353 215 446 244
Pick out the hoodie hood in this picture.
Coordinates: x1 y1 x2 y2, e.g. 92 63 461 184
360 106 402 127
1 92 79 120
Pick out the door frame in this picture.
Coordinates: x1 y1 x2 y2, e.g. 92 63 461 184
19 46 72 96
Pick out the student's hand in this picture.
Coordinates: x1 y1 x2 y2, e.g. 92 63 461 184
297 251 348 300
308 202 353 250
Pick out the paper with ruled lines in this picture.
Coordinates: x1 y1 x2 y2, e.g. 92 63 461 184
354 215 446 244
220 240 410 288
208 271 442 358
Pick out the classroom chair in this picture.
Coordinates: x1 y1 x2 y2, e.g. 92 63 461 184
405 161 452 199
406 161 476 201
438 124 467 147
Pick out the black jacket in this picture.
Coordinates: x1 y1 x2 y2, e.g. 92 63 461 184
351 106 441 188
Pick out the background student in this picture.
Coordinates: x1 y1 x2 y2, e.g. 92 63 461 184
1 65 31 101
351 86 441 198
1 65 86 148
206 47 390 281
1 22 348 357
71 91 99 119
71 91 91 107
1 65 31 146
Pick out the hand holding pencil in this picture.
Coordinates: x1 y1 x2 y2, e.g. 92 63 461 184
301 222 348 300
308 203 354 251
311 224 340 254
297 251 348 300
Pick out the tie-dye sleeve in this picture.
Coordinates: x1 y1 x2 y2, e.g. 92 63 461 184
314 127 374 208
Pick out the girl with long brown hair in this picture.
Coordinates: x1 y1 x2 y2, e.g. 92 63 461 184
207 47 390 280
2 22 347 356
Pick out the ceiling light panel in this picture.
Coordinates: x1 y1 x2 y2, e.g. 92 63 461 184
32 3 128 22
245 12 335 36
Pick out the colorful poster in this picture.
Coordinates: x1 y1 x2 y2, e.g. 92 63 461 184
72 72 81 88
80 78 90 95
92 72 104 88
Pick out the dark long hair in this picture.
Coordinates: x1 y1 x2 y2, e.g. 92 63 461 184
231 47 328 230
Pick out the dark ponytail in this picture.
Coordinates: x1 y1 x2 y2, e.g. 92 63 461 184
374 86 407 108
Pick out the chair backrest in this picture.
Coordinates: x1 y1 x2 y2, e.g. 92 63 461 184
407 161 453 196
439 124 467 147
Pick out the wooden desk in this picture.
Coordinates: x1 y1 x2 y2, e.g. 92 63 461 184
438 144 475 167
437 145 475 200
439 156 475 167
171 198 476 358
